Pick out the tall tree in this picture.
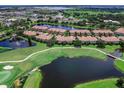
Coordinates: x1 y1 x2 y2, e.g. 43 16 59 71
73 37 82 47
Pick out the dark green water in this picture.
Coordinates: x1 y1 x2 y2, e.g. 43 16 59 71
40 56 124 88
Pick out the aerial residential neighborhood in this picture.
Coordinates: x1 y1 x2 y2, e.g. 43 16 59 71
1 5 124 88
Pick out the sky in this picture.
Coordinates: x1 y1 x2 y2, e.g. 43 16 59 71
0 0 124 5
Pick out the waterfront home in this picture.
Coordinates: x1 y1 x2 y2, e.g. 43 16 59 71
32 26 48 31
78 36 97 44
69 30 91 36
92 30 114 36
48 28 66 35
56 35 75 44
100 36 120 44
115 28 124 36
35 33 53 42
23 31 37 36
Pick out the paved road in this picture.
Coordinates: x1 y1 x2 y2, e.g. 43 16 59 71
0 47 123 64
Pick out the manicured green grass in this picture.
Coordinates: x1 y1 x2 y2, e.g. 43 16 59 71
0 71 11 83
75 78 118 88
114 59 124 73
23 70 42 88
102 45 120 53
0 69 20 87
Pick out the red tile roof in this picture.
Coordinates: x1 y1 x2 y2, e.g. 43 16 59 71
92 29 113 34
48 28 66 33
115 28 124 34
78 36 97 41
100 36 120 42
23 31 37 36
56 35 75 42
35 33 52 41
69 30 91 34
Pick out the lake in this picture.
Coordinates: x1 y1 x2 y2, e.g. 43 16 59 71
40 56 124 88
0 39 36 49
38 24 77 30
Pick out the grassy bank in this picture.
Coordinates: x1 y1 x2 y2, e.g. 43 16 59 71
23 70 42 88
75 78 117 88
0 47 12 53
0 44 119 61
114 59 124 73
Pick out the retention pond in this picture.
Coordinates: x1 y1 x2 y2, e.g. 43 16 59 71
40 55 124 88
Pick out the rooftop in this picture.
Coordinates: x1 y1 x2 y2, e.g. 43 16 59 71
78 36 97 41
23 31 37 36
56 35 75 42
100 36 120 42
92 29 113 34
115 28 124 34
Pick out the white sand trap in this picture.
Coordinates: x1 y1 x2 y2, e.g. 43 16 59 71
3 65 14 70
0 85 7 88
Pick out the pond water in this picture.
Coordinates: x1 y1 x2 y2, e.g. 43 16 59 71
0 39 36 49
40 56 124 88
38 24 77 30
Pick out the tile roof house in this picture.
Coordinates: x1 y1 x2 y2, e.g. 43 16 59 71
78 36 97 43
92 29 114 36
56 35 75 43
48 28 66 35
115 28 124 35
100 36 120 43
32 26 48 31
69 30 91 36
23 31 37 36
35 33 53 42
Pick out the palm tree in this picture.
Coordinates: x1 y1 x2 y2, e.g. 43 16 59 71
47 35 56 47
119 40 124 52
73 37 82 47
96 39 105 48
27 36 32 46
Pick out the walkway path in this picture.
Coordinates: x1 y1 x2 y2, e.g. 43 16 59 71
0 47 124 64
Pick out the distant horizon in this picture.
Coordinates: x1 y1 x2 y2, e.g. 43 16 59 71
0 5 124 9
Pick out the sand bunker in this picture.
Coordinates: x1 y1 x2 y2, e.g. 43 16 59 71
3 65 14 70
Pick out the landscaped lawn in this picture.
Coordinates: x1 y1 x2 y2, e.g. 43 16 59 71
23 70 42 88
104 45 120 53
0 71 11 83
75 78 118 88
0 69 20 87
